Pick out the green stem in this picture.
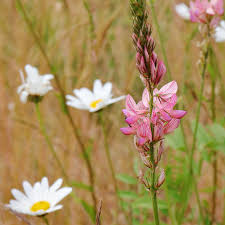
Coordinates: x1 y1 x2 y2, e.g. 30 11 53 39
42 216 50 225
82 0 96 41
178 31 210 224
16 0 97 213
209 47 217 223
35 102 69 182
149 0 172 80
98 111 118 195
148 87 160 225
193 177 204 223
150 141 160 225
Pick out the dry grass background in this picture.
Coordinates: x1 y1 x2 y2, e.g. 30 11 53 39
0 0 225 224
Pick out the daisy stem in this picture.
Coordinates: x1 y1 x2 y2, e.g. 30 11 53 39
149 0 172 81
16 0 98 213
35 102 69 182
42 216 50 225
178 25 210 224
148 86 160 225
98 111 118 195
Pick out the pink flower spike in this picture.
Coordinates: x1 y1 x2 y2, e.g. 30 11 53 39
125 116 139 125
155 60 166 85
120 127 136 135
159 81 178 95
170 110 187 119
156 141 164 164
211 0 224 15
137 121 152 146
163 119 180 134
142 88 150 108
126 95 137 112
157 169 165 188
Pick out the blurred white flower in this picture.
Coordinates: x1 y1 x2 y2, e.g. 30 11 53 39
6 177 72 216
17 65 54 103
66 79 125 112
214 20 225 42
175 3 190 20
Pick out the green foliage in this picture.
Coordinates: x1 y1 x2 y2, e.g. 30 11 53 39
116 174 138 184
165 126 185 151
81 200 96 223
70 181 93 192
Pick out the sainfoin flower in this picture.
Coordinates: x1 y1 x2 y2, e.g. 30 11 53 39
214 20 225 42
6 177 72 216
17 65 54 103
176 0 224 25
121 81 186 146
66 79 125 112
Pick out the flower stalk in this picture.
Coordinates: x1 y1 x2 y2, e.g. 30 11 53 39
121 2 186 225
208 47 217 223
178 23 211 223
42 216 50 225
148 86 160 225
98 111 118 195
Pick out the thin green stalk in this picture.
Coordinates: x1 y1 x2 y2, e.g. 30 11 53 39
150 141 160 225
208 47 217 223
35 102 69 182
16 0 97 212
42 216 50 225
193 177 204 223
98 111 118 195
178 29 210 223
149 0 172 80
82 0 96 41
148 87 160 225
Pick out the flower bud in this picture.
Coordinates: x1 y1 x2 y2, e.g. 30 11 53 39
156 169 165 188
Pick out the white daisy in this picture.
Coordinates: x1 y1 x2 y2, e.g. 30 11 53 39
214 20 225 42
6 177 72 216
17 64 54 103
175 3 190 20
66 79 125 112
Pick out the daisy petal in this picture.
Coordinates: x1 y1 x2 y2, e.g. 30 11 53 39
50 178 63 192
93 79 103 96
20 91 29 103
106 95 126 105
51 187 72 206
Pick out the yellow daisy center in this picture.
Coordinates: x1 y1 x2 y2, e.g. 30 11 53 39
90 99 103 108
30 201 50 212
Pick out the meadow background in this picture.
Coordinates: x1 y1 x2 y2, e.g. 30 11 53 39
0 0 225 224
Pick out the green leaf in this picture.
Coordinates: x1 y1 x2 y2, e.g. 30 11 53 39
116 174 137 184
208 123 225 142
70 181 93 192
55 93 68 114
191 122 213 149
165 127 185 151
81 200 96 223
132 195 152 209
118 190 139 200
